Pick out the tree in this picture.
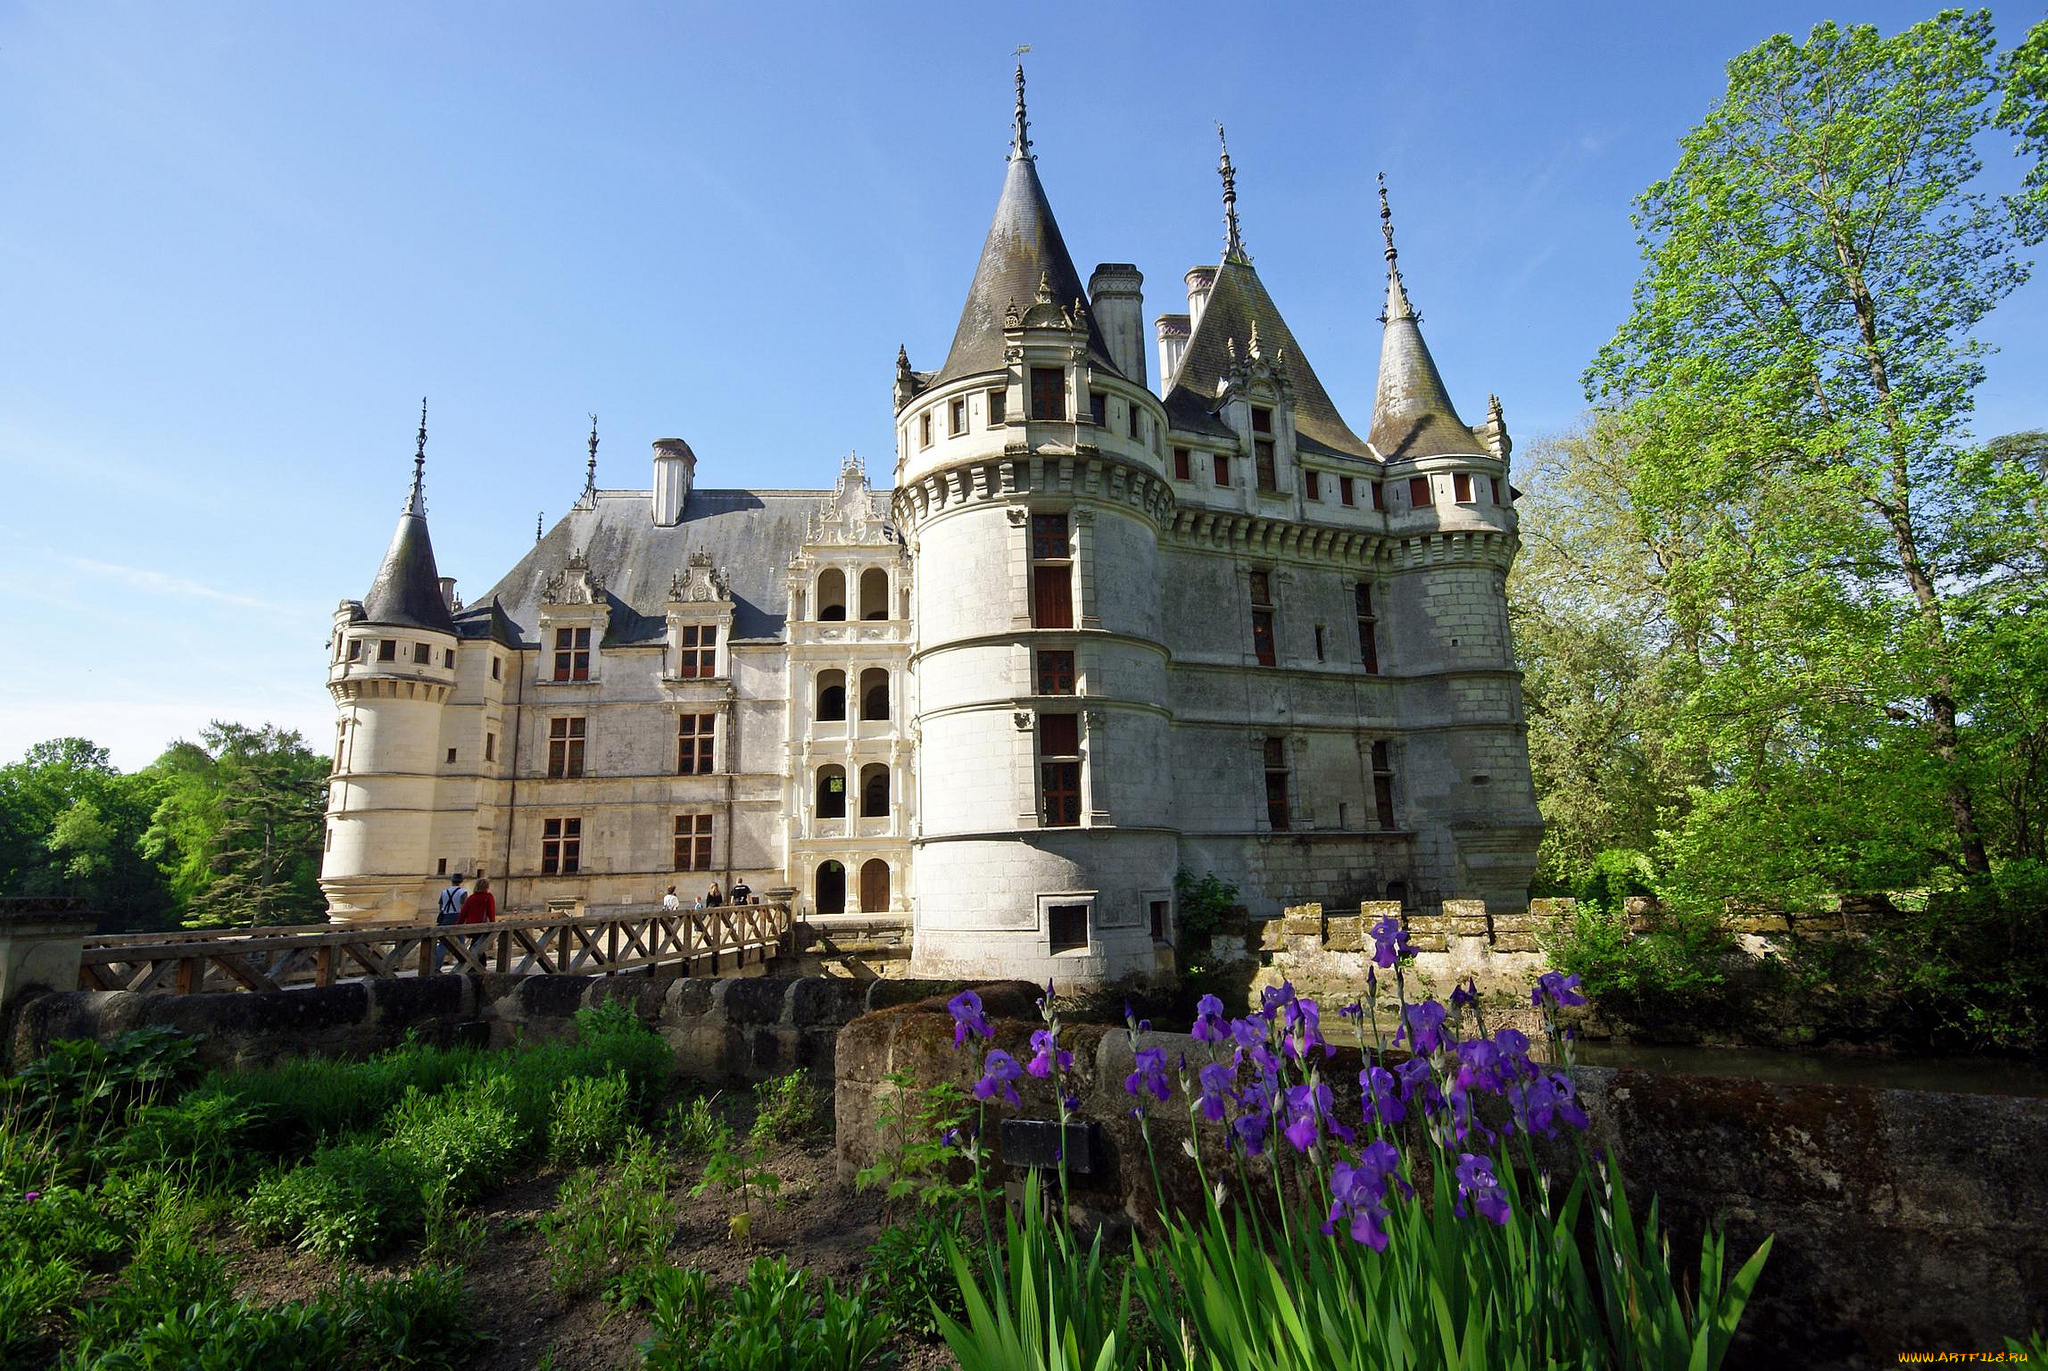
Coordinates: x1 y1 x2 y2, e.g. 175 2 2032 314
0 738 171 928
1587 10 2035 881
1997 13 2048 238
146 723 327 928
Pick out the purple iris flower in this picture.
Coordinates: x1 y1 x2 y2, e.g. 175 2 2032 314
1511 1072 1590 1138
947 990 991 1049
1281 997 1332 1061
1369 917 1413 969
1454 1152 1511 1225
1323 1139 1407 1250
1196 1061 1236 1123
1230 1105 1272 1156
1450 980 1476 1011
1125 1046 1173 1103
1532 972 1587 1009
940 1126 962 1147
1280 1081 1350 1153
1259 982 1298 1021
1191 994 1230 1044
1026 1027 1073 1079
1360 1064 1406 1126
1394 1056 1444 1117
1336 1000 1364 1022
1398 1000 1451 1057
1228 1018 1267 1054
973 1049 1024 1107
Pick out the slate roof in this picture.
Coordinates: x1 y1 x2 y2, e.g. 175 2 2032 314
931 150 1121 389
461 488 893 648
1366 268 1480 461
360 505 458 634
1160 257 1374 461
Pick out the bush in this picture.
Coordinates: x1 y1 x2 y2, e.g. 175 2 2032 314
538 1132 671 1296
864 1211 965 1338
66 1296 353 1371
385 1075 522 1203
749 1070 825 1145
549 1070 633 1166
246 1142 428 1260
332 1266 485 1369
69 1229 233 1350
114 1092 258 1190
1571 847 1657 912
642 1254 895 1371
667 1095 729 1159
1172 869 1239 952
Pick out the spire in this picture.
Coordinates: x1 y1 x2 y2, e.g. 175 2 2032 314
1367 175 1476 461
583 414 598 501
930 68 1122 386
536 512 543 544
1010 65 1033 162
1218 124 1249 263
361 400 457 633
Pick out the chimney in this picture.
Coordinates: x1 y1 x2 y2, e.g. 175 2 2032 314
1154 314 1191 387
1087 263 1147 389
1185 266 1217 331
651 438 696 527
437 577 458 612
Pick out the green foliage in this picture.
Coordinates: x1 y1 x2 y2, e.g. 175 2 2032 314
384 1075 523 1202
329 1266 486 1370
246 1142 429 1260
1546 903 1733 1009
115 1091 258 1190
853 1069 977 1213
66 1296 353 1371
146 722 329 929
1571 849 1656 913
69 1228 234 1350
1996 12 2048 237
864 1211 966 1339
641 1254 896 1371
3 1027 200 1181
667 1094 730 1159
1 1252 86 1359
750 1069 826 1145
692 1126 781 1237
539 1132 672 1296
550 1069 634 1166
0 737 175 929
1172 869 1238 950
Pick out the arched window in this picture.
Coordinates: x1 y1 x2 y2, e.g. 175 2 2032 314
859 668 889 721
859 859 890 913
860 568 890 621
815 669 846 722
818 568 847 621
816 860 846 915
816 765 847 819
860 764 890 817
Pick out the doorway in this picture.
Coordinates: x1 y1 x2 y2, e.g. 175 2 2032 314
815 860 846 915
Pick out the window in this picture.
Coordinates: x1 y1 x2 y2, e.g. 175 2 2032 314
1036 649 1075 695
988 388 1006 425
1304 470 1321 501
1039 712 1081 827
1372 480 1387 511
379 639 397 662
1213 452 1231 486
860 764 890 817
412 642 431 665
1454 472 1475 504
541 817 581 874
1314 625 1326 661
677 713 714 775
1251 406 1273 434
444 648 455 668
491 656 501 680
1372 740 1397 829
1408 476 1431 509
485 732 496 763
1255 439 1278 492
1030 367 1065 420
919 411 932 448
547 716 585 778
1149 899 1169 942
446 747 457 764
859 668 889 721
1249 570 1276 667
1264 737 1291 831
1339 476 1355 507
437 857 446 875
816 765 847 819
347 639 363 662
1126 405 1139 439
815 670 846 722
949 397 966 436
817 568 847 621
1031 514 1073 629
552 627 590 681
860 568 889 621
1088 391 1107 427
1488 476 1501 504
1048 902 1089 954
675 624 717 678
1173 447 1192 481
674 813 712 872
1356 584 1381 674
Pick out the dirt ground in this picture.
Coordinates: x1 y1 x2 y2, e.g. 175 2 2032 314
206 1094 954 1371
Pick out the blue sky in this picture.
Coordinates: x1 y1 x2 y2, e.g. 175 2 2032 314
3 1 2042 770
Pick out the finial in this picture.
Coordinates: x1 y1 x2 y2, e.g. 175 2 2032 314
407 397 428 516
1248 318 1262 359
1378 172 1416 322
584 413 598 500
536 511 543 543
1218 123 1248 262
1009 65 1033 162
1377 172 1397 264
1035 270 1054 305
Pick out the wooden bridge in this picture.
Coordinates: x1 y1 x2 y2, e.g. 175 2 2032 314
72 903 792 997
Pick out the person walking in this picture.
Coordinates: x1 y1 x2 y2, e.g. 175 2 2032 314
432 872 467 973
729 877 753 905
703 880 723 907
662 885 681 912
455 874 497 973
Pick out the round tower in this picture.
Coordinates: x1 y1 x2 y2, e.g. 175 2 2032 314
322 406 462 924
894 70 1178 986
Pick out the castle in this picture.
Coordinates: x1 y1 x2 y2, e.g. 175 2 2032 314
320 72 1541 985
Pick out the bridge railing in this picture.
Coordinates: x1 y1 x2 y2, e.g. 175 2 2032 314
75 903 793 997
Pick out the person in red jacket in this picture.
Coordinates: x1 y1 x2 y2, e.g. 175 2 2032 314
458 875 497 924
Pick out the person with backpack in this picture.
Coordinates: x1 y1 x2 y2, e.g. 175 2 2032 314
432 873 467 973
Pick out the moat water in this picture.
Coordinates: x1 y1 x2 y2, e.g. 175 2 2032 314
1567 1040 2048 1097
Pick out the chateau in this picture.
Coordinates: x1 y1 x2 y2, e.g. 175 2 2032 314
320 72 1541 985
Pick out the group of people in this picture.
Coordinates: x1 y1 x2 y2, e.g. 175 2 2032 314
661 878 754 911
435 872 498 925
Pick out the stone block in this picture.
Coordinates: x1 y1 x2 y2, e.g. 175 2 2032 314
720 977 796 1026
1528 898 1575 920
1491 931 1541 954
1281 902 1324 938
790 977 866 1028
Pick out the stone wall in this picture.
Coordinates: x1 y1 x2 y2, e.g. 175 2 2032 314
4 974 974 1081
834 991 2048 1369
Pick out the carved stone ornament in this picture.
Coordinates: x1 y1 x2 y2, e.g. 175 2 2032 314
1013 711 1034 730
1084 708 1106 727
539 549 605 605
1006 507 1029 526
1073 508 1095 527
804 452 896 548
668 548 732 604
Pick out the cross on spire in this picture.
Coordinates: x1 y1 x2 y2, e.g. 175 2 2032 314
1009 64 1033 162
1218 124 1249 262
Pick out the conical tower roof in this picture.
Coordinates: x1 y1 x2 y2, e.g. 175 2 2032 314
1366 178 1477 461
361 402 457 634
930 68 1120 388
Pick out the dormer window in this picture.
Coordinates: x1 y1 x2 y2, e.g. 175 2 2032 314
1255 439 1278 493
1251 406 1273 434
553 627 590 681
1030 368 1065 421
675 625 716 678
